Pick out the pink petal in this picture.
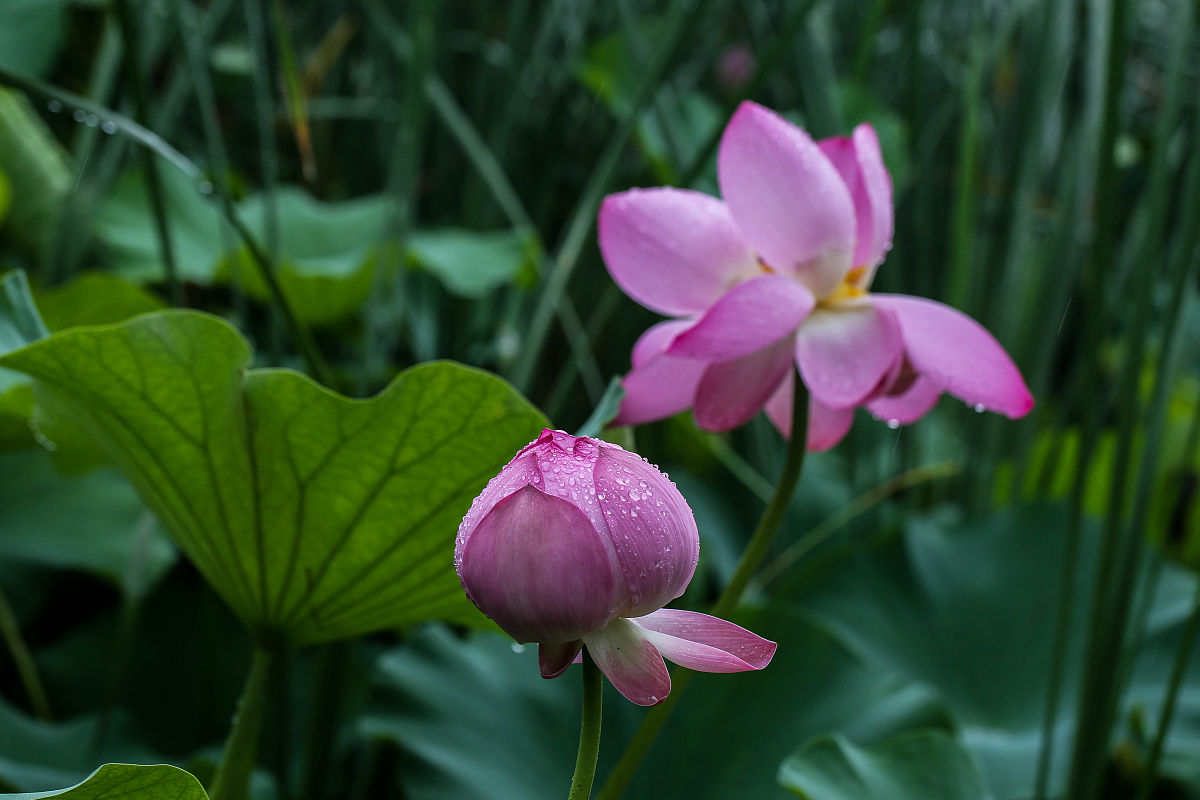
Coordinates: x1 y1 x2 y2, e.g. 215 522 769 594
817 123 893 281
614 320 706 426
872 294 1034 418
794 303 902 409
666 273 814 362
717 101 855 299
631 608 776 672
599 188 759 316
593 445 700 617
539 640 582 679
765 372 856 452
584 618 671 706
457 486 616 643
867 375 942 425
693 336 794 432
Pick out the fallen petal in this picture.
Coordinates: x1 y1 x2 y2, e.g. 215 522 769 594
584 618 672 706
667 273 815 362
599 188 760 316
631 608 776 672
872 294 1034 418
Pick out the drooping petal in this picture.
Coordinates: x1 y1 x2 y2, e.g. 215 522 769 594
872 294 1034 418
594 444 700 617
584 618 671 706
867 376 942 425
794 303 902 409
666 273 815 361
614 320 706 426
539 640 583 679
693 336 794 432
598 188 760 316
817 123 893 281
458 485 616 643
765 372 856 452
717 101 855 298
631 609 776 672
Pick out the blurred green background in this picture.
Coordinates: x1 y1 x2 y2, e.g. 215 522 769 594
0 0 1199 798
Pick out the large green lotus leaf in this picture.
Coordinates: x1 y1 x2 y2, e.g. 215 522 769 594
779 730 994 800
0 700 162 792
364 608 948 800
0 310 547 646
1 764 206 800
32 273 166 333
785 504 1200 798
0 449 175 597
406 227 537 298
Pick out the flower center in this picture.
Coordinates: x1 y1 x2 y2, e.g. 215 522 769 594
820 265 869 307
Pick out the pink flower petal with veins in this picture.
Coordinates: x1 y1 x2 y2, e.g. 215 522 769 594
593 446 700 617
818 123 893 279
598 188 759 317
873 294 1034 418
584 619 671 706
717 101 855 298
458 486 615 643
693 336 794 432
794 304 902 409
667 273 815 361
615 320 706 426
631 609 776 672
765 371 856 452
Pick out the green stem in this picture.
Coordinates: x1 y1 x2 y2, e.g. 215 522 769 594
712 381 809 618
568 651 604 800
210 646 276 800
0 583 51 721
1134 580 1200 800
596 377 810 800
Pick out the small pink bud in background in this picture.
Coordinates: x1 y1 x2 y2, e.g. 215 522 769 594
455 429 775 705
716 44 755 93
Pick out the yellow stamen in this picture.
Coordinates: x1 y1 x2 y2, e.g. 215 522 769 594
821 265 869 306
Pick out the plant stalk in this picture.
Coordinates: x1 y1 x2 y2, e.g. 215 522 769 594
568 650 604 800
210 646 276 800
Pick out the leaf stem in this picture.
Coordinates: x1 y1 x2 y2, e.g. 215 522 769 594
0 583 52 721
568 650 604 800
596 377 810 799
210 646 276 800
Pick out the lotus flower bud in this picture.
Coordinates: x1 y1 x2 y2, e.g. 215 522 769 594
455 429 775 706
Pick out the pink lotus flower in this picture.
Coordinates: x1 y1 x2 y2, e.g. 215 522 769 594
455 429 776 706
599 101 1033 450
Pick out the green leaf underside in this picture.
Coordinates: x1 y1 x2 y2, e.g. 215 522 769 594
0 311 547 645
779 731 994 800
1 763 207 800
